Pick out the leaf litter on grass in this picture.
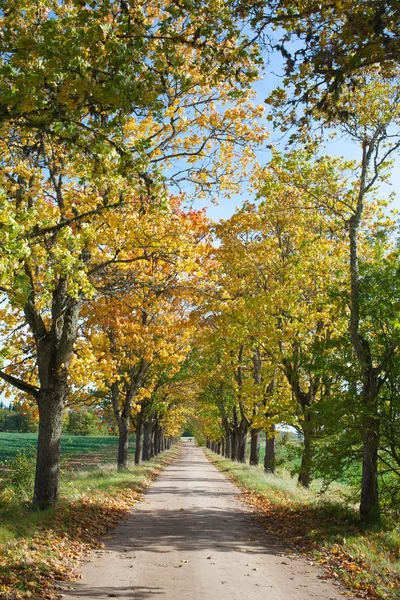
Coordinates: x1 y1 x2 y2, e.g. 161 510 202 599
207 451 400 600
0 447 181 600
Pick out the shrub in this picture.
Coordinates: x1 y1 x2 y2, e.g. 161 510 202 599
0 447 36 504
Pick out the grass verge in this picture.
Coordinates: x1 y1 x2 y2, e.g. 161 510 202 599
206 450 400 600
0 444 181 599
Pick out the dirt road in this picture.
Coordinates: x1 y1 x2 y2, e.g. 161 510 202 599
61 443 353 600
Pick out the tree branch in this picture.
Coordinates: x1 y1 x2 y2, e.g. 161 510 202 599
0 370 40 399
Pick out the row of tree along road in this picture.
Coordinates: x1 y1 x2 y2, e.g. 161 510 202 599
0 1 399 529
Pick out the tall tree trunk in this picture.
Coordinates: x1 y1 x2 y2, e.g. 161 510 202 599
111 381 131 470
283 360 317 490
249 429 260 466
152 425 158 455
117 414 130 469
348 151 386 525
264 424 276 473
112 359 148 471
135 410 144 466
33 384 65 508
29 285 81 508
225 433 231 458
359 387 380 524
231 429 239 460
237 423 248 463
142 419 153 461
150 421 155 457
298 411 314 488
154 421 162 455
221 437 225 457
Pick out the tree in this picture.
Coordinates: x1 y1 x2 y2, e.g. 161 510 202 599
338 76 400 524
265 72 400 521
0 0 263 155
0 5 267 506
79 198 211 468
63 408 103 436
211 155 349 484
249 0 400 122
309 72 400 524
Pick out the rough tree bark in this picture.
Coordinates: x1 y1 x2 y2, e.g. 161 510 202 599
298 409 314 488
249 429 261 466
142 419 153 461
283 357 317 489
347 138 397 525
348 151 385 524
225 433 231 458
236 413 248 463
264 423 276 474
10 280 82 509
134 410 144 466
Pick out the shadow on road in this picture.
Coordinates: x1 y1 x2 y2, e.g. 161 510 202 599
62 585 165 598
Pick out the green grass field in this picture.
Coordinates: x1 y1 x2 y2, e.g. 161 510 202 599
0 432 136 465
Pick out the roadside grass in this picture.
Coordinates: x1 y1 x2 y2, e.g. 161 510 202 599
207 451 400 600
0 444 181 600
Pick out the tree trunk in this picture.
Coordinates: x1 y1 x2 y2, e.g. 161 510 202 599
135 411 144 466
231 429 239 460
25 283 81 508
264 424 276 473
225 434 231 458
298 412 314 488
221 437 225 457
118 414 130 469
347 143 387 526
283 362 316 489
150 420 155 457
152 427 157 455
237 426 248 463
360 392 380 524
142 419 153 461
154 423 162 455
33 387 65 508
249 429 260 466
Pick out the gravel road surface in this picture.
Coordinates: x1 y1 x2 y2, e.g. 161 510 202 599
61 443 353 600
